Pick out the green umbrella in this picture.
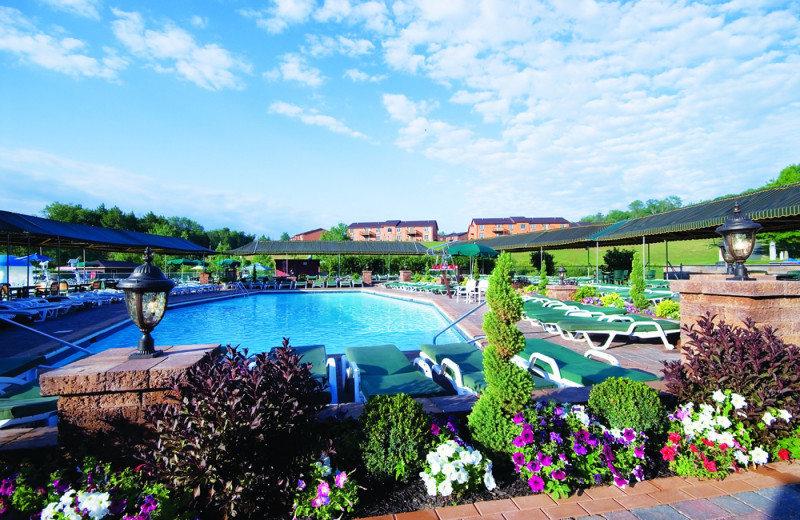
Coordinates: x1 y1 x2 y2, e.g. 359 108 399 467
448 243 499 258
166 259 203 266
217 259 241 267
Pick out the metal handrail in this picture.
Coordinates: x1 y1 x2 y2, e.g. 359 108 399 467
0 316 91 355
432 300 487 344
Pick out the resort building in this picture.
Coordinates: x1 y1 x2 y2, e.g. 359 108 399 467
466 217 571 240
290 228 325 241
439 232 467 242
347 220 438 242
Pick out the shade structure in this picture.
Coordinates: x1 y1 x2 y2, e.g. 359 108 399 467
16 253 55 263
448 243 500 258
166 258 204 266
217 259 241 267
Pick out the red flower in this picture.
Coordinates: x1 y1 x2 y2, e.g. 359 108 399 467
778 449 791 461
702 438 715 448
703 459 717 473
719 443 728 453
668 432 682 444
689 444 699 453
660 445 677 461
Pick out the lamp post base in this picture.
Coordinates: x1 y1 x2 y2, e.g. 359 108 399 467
727 263 754 281
130 333 163 359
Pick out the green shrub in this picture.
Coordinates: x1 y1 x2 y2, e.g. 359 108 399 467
537 267 549 295
359 394 433 483
572 285 598 301
588 377 666 434
468 252 534 454
654 299 680 319
599 292 625 308
143 341 326 519
662 314 800 449
629 252 650 310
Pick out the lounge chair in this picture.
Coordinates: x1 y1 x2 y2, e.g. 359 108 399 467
418 342 557 395
0 378 59 429
292 345 339 404
549 315 680 350
513 338 659 388
325 279 339 288
343 344 449 403
454 280 477 302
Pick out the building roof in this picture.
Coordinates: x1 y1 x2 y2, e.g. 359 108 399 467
470 217 570 225
348 220 437 229
228 240 429 255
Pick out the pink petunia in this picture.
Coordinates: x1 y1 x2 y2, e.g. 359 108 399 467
335 472 348 488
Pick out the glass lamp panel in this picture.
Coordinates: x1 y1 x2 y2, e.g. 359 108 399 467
141 291 168 328
729 232 754 260
123 292 142 328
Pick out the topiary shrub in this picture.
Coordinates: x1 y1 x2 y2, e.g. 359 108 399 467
468 252 534 454
588 377 666 434
662 314 800 449
142 341 326 519
629 251 650 311
572 285 598 302
654 299 680 319
537 266 548 295
359 393 433 483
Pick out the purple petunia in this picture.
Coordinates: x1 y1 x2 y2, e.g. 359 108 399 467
633 465 645 481
513 452 526 467
0 479 14 496
550 432 563 444
512 435 527 448
614 475 628 488
318 481 331 497
537 453 552 467
521 427 535 444
52 479 70 494
593 473 603 484
335 472 348 488
551 469 567 481
528 475 545 492
573 443 588 456
513 413 524 425
140 495 159 515
297 479 306 490
623 429 636 442
431 423 441 436
634 445 645 459
554 406 564 416
527 460 542 473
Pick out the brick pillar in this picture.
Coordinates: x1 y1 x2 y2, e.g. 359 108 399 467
362 270 372 285
40 343 221 449
671 277 800 347
547 284 578 302
399 270 412 282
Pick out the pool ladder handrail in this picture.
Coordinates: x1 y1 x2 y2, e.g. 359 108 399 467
432 300 487 345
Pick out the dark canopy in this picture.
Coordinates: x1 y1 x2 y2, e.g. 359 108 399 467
471 183 800 252
0 210 214 254
228 240 430 256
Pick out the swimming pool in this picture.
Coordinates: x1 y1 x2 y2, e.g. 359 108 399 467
89 292 468 355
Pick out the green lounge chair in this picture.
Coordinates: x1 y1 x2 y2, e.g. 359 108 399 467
512 338 659 388
550 315 680 350
0 378 58 429
418 343 556 395
293 345 339 404
343 344 449 403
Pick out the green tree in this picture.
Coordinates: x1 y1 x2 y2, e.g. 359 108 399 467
279 232 290 241
603 247 634 272
629 251 650 310
537 266 549 294
529 251 554 275
320 223 350 241
468 252 534 453
764 164 800 188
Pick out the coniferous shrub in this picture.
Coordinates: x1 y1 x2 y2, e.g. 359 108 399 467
359 394 433 483
663 314 800 449
142 341 326 519
468 252 535 453
588 377 666 434
629 251 650 311
537 266 549 295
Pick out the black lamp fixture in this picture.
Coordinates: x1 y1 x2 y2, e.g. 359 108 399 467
715 203 762 281
717 242 735 275
557 265 567 284
117 247 176 359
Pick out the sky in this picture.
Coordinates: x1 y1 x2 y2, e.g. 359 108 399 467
1 0 799 239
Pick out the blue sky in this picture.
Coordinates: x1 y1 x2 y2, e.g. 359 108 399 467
1 0 798 238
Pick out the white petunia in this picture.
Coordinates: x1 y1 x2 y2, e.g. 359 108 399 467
750 447 769 465
730 393 747 409
717 432 735 447
437 441 457 459
41 502 62 520
712 390 726 403
484 470 496 490
77 491 111 520
733 450 750 466
715 415 732 429
778 409 792 421
438 479 453 496
762 412 776 426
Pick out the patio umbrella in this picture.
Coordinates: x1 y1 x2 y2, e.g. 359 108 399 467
217 259 241 267
448 243 499 277
166 259 203 266
16 253 55 263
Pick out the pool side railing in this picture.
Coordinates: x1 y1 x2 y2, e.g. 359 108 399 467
431 300 487 345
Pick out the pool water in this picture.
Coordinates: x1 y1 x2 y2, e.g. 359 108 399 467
89 292 468 355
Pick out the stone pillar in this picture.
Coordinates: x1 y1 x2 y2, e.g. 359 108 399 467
770 241 777 261
399 270 412 282
198 272 211 284
40 344 221 448
546 284 578 302
671 278 800 347
362 270 372 285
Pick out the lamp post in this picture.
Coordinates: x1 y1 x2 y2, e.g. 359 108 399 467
718 242 735 275
557 265 567 284
117 247 175 359
715 203 762 281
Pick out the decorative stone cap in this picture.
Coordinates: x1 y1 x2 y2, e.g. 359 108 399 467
40 344 222 397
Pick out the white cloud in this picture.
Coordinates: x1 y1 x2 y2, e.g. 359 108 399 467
344 68 385 82
239 0 315 34
265 53 324 87
190 15 207 29
0 7 125 78
305 34 374 57
269 101 368 139
110 8 249 91
39 0 101 19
